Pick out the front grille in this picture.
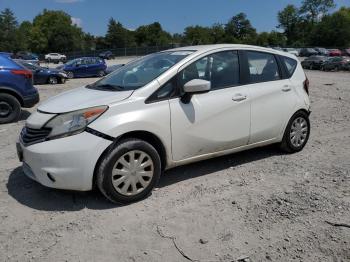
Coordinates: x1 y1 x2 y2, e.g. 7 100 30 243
20 127 51 146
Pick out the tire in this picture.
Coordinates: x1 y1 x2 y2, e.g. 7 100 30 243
309 64 313 70
66 71 74 79
48 76 58 85
97 138 162 204
60 77 66 84
280 111 310 153
0 93 21 124
97 70 105 77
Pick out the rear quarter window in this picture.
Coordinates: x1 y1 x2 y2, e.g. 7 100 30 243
282 56 297 78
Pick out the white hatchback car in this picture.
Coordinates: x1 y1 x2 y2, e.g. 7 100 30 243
17 45 311 203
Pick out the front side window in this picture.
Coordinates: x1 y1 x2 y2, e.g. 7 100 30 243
88 51 193 91
247 51 280 83
179 51 240 90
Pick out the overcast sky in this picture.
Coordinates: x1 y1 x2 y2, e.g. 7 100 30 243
0 0 348 35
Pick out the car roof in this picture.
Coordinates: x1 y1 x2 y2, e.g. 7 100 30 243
167 44 296 59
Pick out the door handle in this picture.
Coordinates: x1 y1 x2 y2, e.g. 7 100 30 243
282 85 292 92
232 94 247 102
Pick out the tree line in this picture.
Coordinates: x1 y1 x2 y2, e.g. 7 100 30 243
0 0 349 54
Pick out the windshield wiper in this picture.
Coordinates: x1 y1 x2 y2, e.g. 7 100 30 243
88 84 124 91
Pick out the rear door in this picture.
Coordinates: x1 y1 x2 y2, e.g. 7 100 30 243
243 51 296 144
169 50 251 161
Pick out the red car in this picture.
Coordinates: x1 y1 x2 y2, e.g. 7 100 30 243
328 49 342 56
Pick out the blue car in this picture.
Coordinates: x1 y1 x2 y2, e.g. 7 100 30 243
0 55 39 124
57 57 107 79
19 61 68 85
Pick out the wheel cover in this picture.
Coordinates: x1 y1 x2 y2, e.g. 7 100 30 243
111 150 154 196
290 117 308 148
49 77 57 84
0 101 12 117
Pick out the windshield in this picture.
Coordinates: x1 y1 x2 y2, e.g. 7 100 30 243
66 59 79 66
88 51 193 91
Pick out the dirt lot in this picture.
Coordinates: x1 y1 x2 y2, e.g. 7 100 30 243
0 65 349 262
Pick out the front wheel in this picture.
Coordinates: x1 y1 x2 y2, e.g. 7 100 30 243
0 94 21 124
280 111 310 153
97 139 161 204
97 70 105 77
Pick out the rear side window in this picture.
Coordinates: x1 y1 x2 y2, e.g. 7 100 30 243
282 56 297 77
247 51 280 83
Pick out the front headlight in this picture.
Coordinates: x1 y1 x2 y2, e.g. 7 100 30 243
45 106 108 140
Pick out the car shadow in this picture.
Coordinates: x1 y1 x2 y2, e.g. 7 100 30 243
6 145 282 212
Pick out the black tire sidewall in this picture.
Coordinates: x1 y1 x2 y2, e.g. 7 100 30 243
283 111 310 153
98 139 161 204
0 94 21 124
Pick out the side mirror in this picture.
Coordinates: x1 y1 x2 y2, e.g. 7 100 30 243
183 79 211 94
181 79 211 104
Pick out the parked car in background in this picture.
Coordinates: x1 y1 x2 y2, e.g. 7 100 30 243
57 57 107 78
320 56 350 71
272 46 283 51
17 44 311 203
105 64 125 74
45 53 67 63
314 47 328 56
301 55 328 70
0 52 13 58
341 49 350 56
19 61 68 85
0 55 39 123
328 49 342 57
283 48 299 56
99 51 114 60
14 51 40 65
300 48 318 57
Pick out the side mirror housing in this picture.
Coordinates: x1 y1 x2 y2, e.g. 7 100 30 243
181 79 211 104
183 79 211 93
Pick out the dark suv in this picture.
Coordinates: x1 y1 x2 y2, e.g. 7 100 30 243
0 55 39 124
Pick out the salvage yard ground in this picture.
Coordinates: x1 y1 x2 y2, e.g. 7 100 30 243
0 60 349 261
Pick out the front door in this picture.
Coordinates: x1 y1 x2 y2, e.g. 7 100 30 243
170 50 251 161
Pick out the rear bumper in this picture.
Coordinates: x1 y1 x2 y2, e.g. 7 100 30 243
23 92 39 108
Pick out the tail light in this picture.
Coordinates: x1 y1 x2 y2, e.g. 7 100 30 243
11 69 32 79
303 76 309 96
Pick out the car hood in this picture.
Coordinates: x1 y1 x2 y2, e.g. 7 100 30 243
38 86 134 113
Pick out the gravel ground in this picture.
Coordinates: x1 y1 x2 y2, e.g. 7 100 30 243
0 64 349 262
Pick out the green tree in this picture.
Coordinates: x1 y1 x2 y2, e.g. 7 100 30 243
300 0 335 23
183 25 213 45
225 13 257 43
28 26 47 53
135 22 171 46
32 9 84 53
106 18 130 48
278 5 301 45
210 23 226 44
15 21 32 51
0 8 18 52
310 7 350 47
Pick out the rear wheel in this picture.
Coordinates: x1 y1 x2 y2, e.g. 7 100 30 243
66 71 74 79
97 139 161 204
280 111 310 153
0 93 21 124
